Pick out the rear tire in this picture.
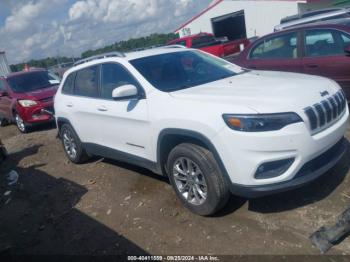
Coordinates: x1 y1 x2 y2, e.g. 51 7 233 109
60 123 89 164
167 143 230 216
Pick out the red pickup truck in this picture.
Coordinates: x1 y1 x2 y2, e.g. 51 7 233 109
167 33 250 58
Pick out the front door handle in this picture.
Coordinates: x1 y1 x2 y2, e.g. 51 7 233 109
66 103 73 108
97 106 108 112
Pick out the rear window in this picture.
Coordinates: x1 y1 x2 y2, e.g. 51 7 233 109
7 71 55 93
192 35 218 48
250 32 298 59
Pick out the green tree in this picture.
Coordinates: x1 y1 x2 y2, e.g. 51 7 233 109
10 32 177 72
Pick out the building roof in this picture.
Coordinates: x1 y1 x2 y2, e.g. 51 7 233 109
174 0 224 33
174 0 307 33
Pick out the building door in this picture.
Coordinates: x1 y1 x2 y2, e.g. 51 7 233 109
211 10 247 41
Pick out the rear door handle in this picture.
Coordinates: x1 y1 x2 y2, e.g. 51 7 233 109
97 106 108 112
66 103 73 108
306 64 319 68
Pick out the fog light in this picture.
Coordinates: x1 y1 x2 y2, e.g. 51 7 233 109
255 158 294 179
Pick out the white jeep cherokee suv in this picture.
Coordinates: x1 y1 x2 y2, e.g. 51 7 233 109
55 48 349 216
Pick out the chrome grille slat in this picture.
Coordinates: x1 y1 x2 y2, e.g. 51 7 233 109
321 100 332 123
304 107 318 130
314 103 326 127
339 92 346 112
334 94 342 116
304 90 347 132
328 97 338 118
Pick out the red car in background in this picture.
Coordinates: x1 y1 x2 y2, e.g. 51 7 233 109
232 18 350 99
168 33 250 58
0 70 58 133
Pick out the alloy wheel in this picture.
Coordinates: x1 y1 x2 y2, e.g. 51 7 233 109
62 129 77 159
172 157 208 205
15 114 26 132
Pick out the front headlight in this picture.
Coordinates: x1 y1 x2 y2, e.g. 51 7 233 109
18 100 38 107
223 113 303 132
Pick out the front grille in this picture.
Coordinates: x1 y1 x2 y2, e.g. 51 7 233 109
304 90 347 132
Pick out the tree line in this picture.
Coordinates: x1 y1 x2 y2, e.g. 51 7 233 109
10 33 177 72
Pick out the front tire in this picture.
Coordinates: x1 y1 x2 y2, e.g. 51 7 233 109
15 113 29 133
60 123 89 164
167 143 230 216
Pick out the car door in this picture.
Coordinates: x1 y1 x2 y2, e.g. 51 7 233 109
0 79 12 119
64 65 102 145
92 62 151 159
244 31 303 72
302 28 350 98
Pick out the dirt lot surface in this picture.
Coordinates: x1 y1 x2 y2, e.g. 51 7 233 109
1 124 350 256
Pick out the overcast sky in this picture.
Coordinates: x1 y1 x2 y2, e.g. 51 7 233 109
0 0 212 64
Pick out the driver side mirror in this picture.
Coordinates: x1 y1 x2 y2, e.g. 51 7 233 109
112 84 141 100
345 45 350 56
0 91 8 97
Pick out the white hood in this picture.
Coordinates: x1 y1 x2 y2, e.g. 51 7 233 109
170 70 340 114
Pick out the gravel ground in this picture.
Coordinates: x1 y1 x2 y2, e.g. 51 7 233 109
1 123 350 256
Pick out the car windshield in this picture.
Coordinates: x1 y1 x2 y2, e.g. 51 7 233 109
8 71 56 93
130 50 237 92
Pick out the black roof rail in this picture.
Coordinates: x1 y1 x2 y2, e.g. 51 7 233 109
74 51 126 66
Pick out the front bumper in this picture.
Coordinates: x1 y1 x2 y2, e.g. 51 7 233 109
213 107 349 197
17 102 55 124
229 137 347 198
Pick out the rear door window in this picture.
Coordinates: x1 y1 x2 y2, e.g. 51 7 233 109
341 32 350 45
62 73 75 95
305 29 344 57
250 32 298 59
74 66 99 98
